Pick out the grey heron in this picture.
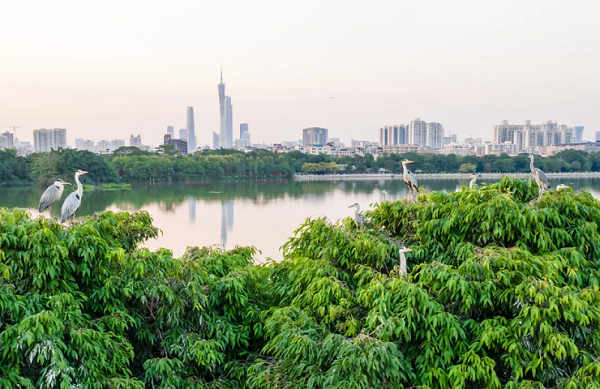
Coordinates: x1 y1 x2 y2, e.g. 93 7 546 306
381 190 388 202
529 154 549 198
399 246 412 278
469 174 478 189
557 184 571 191
38 179 71 212
401 159 418 199
61 170 88 223
348 203 366 228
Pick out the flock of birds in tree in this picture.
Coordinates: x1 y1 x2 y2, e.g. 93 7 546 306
37 170 88 223
348 155 572 275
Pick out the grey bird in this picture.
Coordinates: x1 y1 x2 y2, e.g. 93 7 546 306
61 170 88 223
402 159 419 197
399 246 412 278
529 154 549 198
39 179 71 212
348 203 366 227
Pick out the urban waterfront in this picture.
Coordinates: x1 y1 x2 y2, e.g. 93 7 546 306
2 177 600 260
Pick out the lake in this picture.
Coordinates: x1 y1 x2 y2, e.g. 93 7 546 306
2 177 600 260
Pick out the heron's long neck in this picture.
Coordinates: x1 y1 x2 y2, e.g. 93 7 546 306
355 205 360 214
402 163 407 172
530 158 535 171
76 174 83 197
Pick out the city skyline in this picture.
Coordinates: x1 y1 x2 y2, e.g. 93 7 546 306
2 1 597 148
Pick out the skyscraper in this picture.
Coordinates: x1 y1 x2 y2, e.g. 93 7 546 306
409 119 427 146
75 138 84 150
302 127 328 147
379 125 409 146
167 126 175 138
186 107 196 152
218 69 229 148
179 128 187 141
33 128 67 152
213 131 220 149
225 96 233 147
574 126 584 142
2 131 14 148
426 122 444 150
129 134 142 146
240 123 249 140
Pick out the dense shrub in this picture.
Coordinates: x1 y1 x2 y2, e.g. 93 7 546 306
1 177 600 388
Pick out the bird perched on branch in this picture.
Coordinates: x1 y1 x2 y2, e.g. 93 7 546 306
402 160 418 199
348 203 366 228
61 170 88 223
529 154 549 199
399 246 412 278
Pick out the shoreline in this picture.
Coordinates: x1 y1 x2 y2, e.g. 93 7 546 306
294 172 600 181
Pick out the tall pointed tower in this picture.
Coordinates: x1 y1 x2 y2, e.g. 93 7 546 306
218 67 228 148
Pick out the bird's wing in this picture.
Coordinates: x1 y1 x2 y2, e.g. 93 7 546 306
537 169 549 187
39 185 60 212
61 192 81 222
408 171 419 189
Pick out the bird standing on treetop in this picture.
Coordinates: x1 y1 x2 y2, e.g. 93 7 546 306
348 203 366 228
402 159 418 199
469 174 478 189
529 154 549 199
557 184 571 191
38 179 71 213
399 246 412 278
61 170 88 223
381 190 388 202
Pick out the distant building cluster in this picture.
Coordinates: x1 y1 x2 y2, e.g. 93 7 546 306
379 119 445 150
493 120 575 153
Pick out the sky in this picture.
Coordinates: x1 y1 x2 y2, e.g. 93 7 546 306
1 0 599 147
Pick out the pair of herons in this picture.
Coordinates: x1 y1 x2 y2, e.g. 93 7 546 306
38 169 88 223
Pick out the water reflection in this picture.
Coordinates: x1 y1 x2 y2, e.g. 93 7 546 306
2 178 600 259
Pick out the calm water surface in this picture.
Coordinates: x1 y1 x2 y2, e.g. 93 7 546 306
2 178 600 260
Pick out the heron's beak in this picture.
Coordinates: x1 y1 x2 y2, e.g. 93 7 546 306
81 171 88 174
63 182 72 185
406 160 414 163
405 248 412 252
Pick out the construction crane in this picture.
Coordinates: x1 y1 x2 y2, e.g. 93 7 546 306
0 125 19 136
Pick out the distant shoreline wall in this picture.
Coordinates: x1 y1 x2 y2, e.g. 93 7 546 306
293 172 600 181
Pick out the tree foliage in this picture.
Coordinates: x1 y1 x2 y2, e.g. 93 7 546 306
2 177 600 388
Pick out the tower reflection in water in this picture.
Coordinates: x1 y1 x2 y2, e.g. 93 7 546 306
220 200 234 250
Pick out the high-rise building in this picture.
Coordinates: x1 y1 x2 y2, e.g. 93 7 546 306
426 122 444 150
213 131 220 149
409 119 427 146
186 107 196 151
167 126 175 138
75 138 84 150
225 96 233 147
494 120 575 152
2 131 14 148
82 140 94 151
110 139 125 150
33 128 67 152
596 131 600 142
179 129 187 141
443 134 458 146
240 123 249 139
129 134 142 146
574 126 585 142
302 127 328 147
0 135 8 149
379 125 409 146
166 138 188 155
218 69 229 148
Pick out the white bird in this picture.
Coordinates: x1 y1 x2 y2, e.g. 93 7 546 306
529 154 549 199
348 203 366 228
557 184 571 191
39 179 71 212
469 174 478 189
61 170 88 223
399 246 412 278
402 159 418 198
381 190 388 201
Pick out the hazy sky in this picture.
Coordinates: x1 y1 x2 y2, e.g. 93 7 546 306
1 0 599 147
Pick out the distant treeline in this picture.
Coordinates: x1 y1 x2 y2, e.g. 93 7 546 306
1 146 600 185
